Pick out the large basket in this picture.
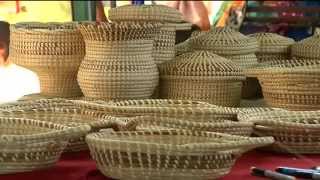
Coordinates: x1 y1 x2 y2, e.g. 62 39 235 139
125 116 253 136
159 51 245 107
77 22 159 100
238 110 320 154
0 107 125 152
86 130 274 180
258 67 320 110
0 117 90 174
9 22 85 97
73 99 238 122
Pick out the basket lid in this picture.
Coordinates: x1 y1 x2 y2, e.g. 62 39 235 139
291 34 320 59
108 4 184 23
190 27 259 55
249 33 295 54
159 50 244 77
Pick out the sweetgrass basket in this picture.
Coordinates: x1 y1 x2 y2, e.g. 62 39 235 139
0 117 90 174
125 116 254 136
86 129 274 180
238 110 320 154
9 22 85 97
73 99 238 122
77 22 159 100
257 66 320 111
0 107 126 152
159 50 245 107
248 32 294 63
291 33 320 59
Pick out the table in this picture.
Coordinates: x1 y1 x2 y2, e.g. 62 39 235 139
1 150 320 180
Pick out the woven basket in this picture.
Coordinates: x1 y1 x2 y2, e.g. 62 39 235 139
77 22 159 100
0 117 90 174
159 50 245 107
291 33 320 59
0 107 125 152
126 116 253 136
73 99 238 122
238 110 320 154
175 39 191 56
9 22 85 97
86 129 274 180
248 33 295 63
0 98 76 111
258 66 320 110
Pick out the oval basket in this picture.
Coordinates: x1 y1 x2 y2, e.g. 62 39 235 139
125 116 254 136
238 110 320 154
0 117 90 174
86 130 274 180
0 107 126 152
73 99 238 122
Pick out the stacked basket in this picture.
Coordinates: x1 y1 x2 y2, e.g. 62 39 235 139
77 22 159 100
108 4 192 65
9 22 85 97
159 50 245 107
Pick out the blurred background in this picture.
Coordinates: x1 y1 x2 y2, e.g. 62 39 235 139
0 0 320 103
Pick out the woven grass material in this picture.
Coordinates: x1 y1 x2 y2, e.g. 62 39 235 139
18 93 83 101
0 117 90 174
238 110 320 154
77 22 159 100
0 107 125 152
86 129 274 180
126 116 253 136
190 27 259 55
73 99 239 122
9 22 85 97
159 50 245 107
291 34 320 59
0 98 76 111
257 66 320 111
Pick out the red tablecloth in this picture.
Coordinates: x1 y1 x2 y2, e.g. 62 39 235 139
1 151 320 180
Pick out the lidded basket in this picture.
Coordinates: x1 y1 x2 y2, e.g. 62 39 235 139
248 33 295 63
291 33 320 59
109 5 192 65
77 22 159 100
159 50 245 107
9 22 85 97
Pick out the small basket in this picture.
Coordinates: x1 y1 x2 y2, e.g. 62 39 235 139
258 67 320 111
0 107 126 152
9 22 85 97
73 99 238 122
159 50 245 107
238 110 320 154
0 117 90 174
126 116 254 136
86 130 274 180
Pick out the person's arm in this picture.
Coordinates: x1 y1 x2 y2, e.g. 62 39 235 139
0 21 10 66
96 1 107 22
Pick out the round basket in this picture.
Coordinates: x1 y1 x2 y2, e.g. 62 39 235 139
73 99 238 122
248 32 295 63
159 50 245 107
126 116 253 136
0 107 125 152
257 66 320 111
0 117 90 174
238 110 320 154
9 22 85 97
77 22 159 100
86 129 274 180
291 33 320 59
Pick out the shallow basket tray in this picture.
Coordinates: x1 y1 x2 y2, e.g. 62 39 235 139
125 116 254 136
86 129 274 180
0 107 126 152
238 110 320 154
73 99 238 122
0 117 90 174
